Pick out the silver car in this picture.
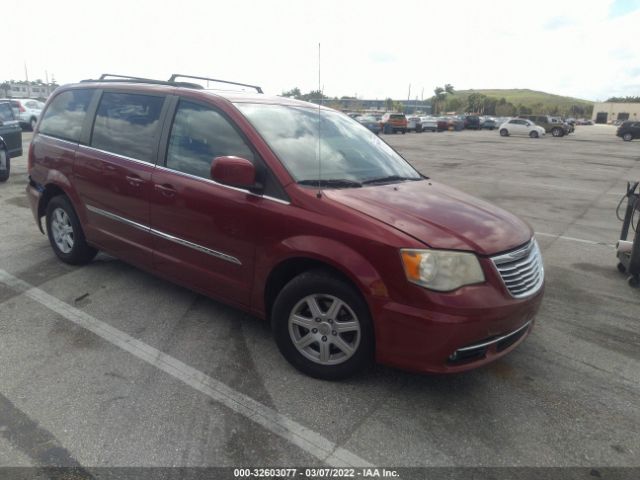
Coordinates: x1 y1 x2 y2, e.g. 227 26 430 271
1 98 43 131
419 116 437 132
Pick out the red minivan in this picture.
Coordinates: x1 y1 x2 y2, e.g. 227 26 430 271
26 74 544 379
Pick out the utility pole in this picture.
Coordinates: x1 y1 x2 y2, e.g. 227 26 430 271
24 63 30 98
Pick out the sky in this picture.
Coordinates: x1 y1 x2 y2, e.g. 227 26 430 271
3 0 640 102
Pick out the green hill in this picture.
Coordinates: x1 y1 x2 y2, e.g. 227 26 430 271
439 89 593 116
454 89 592 106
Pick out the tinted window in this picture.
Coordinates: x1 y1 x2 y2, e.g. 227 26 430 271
166 100 254 179
0 103 14 122
39 90 93 142
91 92 164 163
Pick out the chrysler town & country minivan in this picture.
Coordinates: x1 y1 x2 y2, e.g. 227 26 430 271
27 74 544 379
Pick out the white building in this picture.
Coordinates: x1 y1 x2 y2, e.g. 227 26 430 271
1 82 56 99
592 102 640 124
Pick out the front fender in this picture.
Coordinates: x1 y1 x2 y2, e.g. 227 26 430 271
252 235 390 315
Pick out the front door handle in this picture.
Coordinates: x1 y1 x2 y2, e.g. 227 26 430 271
155 183 176 197
126 175 144 187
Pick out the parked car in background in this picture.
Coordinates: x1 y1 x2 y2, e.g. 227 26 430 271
380 112 408 134
406 116 423 132
27 74 544 379
616 121 640 141
357 115 381 135
0 98 43 131
0 100 23 182
481 117 497 130
436 117 449 131
464 115 481 130
420 116 437 132
519 115 569 137
499 118 546 138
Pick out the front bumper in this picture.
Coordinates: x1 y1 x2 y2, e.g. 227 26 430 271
372 284 544 374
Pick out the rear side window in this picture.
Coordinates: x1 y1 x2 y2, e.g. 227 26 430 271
0 103 14 122
165 100 254 179
39 89 93 142
91 92 165 163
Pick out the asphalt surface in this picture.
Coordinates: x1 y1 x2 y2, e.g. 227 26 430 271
0 126 639 470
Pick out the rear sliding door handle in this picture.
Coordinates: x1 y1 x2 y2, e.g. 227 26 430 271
155 183 176 197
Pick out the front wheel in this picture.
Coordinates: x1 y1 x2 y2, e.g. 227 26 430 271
551 127 563 137
46 196 98 265
500 129 509 137
623 133 632 141
0 148 9 182
529 130 539 138
272 270 374 380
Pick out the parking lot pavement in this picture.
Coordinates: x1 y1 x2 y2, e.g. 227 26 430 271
0 127 639 469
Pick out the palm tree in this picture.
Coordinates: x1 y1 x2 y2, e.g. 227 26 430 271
433 87 445 114
444 84 455 95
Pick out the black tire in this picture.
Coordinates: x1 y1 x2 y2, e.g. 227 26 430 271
617 262 626 273
401 129 406 134
272 269 374 380
0 148 9 182
551 127 562 137
623 133 632 142
529 130 539 138
500 129 509 137
628 276 640 288
45 196 98 265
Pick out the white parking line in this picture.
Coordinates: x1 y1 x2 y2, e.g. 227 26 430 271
535 231 614 246
0 269 373 468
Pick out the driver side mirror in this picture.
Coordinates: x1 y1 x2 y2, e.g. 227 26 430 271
211 156 260 191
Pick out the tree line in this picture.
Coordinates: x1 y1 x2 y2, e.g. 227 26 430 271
281 86 594 118
605 96 640 103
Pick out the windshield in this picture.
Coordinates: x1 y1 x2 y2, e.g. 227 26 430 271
236 104 421 185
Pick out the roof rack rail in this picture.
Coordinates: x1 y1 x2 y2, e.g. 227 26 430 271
80 74 204 89
168 74 263 94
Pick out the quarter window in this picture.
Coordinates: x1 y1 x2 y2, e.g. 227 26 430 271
39 89 93 142
166 100 254 179
91 92 165 163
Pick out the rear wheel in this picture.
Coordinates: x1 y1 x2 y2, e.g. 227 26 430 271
0 148 9 182
551 127 563 137
45 196 98 265
500 129 509 137
272 269 374 380
623 133 632 141
529 130 539 138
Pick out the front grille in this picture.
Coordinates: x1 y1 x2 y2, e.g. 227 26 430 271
491 239 544 298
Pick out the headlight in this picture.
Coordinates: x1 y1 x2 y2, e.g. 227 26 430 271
400 249 485 292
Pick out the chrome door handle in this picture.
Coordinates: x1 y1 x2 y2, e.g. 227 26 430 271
155 183 176 197
126 175 144 186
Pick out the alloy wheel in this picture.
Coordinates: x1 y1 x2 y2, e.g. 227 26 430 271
51 207 75 253
288 294 361 366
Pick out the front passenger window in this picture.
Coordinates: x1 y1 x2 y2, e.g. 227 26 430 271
166 100 255 180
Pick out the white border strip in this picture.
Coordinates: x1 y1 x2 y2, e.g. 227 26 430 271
0 269 372 468
535 231 614 247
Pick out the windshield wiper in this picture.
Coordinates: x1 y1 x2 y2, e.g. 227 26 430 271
298 179 363 188
361 175 421 185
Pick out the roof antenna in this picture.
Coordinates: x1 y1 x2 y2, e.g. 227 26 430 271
316 42 323 199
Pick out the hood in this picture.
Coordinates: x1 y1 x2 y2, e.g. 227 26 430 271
325 180 532 255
